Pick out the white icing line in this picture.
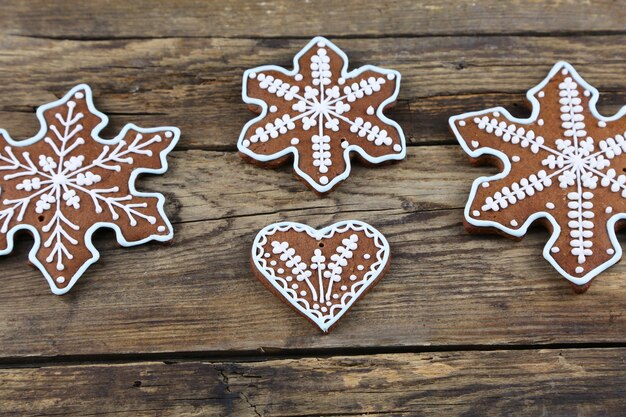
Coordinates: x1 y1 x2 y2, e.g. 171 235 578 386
448 61 626 286
0 84 180 295
251 220 390 333
238 36 406 193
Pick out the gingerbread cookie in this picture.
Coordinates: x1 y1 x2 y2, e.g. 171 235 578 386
251 220 390 332
238 36 406 194
0 84 180 294
449 62 626 290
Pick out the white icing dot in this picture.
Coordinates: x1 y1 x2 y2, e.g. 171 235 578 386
321 306 328 312
277 268 284 274
575 267 584 274
157 225 166 233
165 131 174 138
472 210 480 217
295 74 303 81
74 92 84 99
264 253 270 258
270 260 277 266
56 276 65 284
341 140 349 149
538 91 545 98
332 294 340 299
313 303 320 309
510 219 518 227
584 90 591 97
366 106 375 115
482 182 489 188
393 144 402 152
471 141 479 148
386 73 395 80
493 111 500 117
537 119 544 126
551 247 560 253
269 105 278 113
286 276 293 282
546 202 555 210
317 41 326 47
338 77 345 85
291 283 299 289
290 138 299 145
598 121 607 128
512 155 520 162
340 285 348 291
561 69 568 75
242 139 251 148
349 274 357 281
249 72 257 79
300 291 307 296
607 248 615 255
363 254 371 260
458 120 466 127
326 301 332 307
606 206 613 214
320 176 329 185
357 265 364 271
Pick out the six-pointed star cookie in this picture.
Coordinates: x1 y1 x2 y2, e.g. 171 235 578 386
0 84 179 294
238 36 406 194
450 62 626 290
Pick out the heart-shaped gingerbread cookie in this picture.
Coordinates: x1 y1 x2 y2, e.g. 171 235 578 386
251 220 390 333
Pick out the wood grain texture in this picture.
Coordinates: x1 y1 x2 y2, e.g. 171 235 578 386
4 0 626 39
0 35 625 149
2 348 624 416
0 147 625 359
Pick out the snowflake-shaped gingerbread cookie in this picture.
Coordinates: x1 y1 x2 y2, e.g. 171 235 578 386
252 220 390 332
238 36 406 194
450 62 626 290
0 84 179 294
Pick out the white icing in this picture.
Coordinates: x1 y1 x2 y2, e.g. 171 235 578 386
471 141 479 148
551 247 560 253
510 219 518 227
538 119 544 126
607 248 615 255
0 84 179 294
512 155 520 162
449 61 626 286
238 36 406 193
482 182 489 188
363 253 371 259
472 210 480 217
538 91 545 98
269 105 278 113
458 120 466 127
252 220 389 333
291 138 300 145
606 206 613 214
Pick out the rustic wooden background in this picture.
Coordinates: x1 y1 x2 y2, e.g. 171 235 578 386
1 1 626 415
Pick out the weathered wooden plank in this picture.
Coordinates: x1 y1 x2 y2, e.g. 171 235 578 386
3 0 625 39
0 147 625 358
2 349 624 416
1 35 625 149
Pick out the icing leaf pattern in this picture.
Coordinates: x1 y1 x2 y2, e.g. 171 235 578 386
0 85 179 294
238 36 406 193
450 62 626 286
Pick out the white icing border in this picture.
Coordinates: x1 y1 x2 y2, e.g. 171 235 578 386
0 84 180 295
238 36 406 193
251 220 390 332
449 61 626 286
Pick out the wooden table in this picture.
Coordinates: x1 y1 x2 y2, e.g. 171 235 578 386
1 1 625 415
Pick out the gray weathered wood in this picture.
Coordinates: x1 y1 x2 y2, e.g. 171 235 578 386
1 35 625 149
0 147 624 359
2 348 624 416
4 0 626 38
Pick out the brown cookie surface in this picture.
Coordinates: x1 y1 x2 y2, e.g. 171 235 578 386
238 36 406 194
449 62 626 290
251 220 390 333
0 84 179 294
